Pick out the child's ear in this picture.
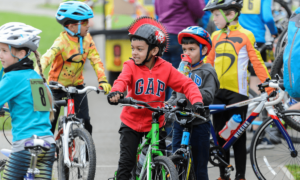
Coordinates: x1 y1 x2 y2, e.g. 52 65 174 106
151 47 159 56
202 46 208 56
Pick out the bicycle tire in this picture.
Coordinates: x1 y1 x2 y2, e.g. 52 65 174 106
250 118 300 180
58 128 96 180
270 49 284 79
141 156 179 180
169 155 196 180
275 103 300 132
275 28 288 57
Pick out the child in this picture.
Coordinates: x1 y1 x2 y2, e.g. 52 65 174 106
203 0 272 179
36 1 111 135
107 17 205 180
167 26 220 180
0 22 55 179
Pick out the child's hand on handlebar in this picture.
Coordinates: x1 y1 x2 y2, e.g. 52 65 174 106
107 91 124 105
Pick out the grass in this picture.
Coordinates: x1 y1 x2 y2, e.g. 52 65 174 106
0 11 63 130
286 165 300 180
37 3 103 14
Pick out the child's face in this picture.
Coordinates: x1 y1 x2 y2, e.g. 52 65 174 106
182 43 208 65
131 40 150 65
0 43 18 68
68 19 90 36
212 9 227 29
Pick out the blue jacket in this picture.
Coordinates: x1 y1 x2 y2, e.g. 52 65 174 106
0 69 53 142
239 0 278 43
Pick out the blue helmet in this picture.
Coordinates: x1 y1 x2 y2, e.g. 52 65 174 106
56 1 94 26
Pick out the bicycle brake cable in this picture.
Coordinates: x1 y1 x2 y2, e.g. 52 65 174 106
3 115 11 145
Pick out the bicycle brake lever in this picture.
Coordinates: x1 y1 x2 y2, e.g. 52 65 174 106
120 104 144 109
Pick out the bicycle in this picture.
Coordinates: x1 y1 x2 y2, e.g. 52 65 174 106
48 81 104 180
208 77 300 179
166 99 225 180
110 97 179 180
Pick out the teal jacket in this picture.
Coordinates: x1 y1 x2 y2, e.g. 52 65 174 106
0 68 53 142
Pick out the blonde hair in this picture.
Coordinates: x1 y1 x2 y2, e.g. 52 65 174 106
33 50 55 121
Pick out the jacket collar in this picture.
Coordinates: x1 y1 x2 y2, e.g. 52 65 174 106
63 31 80 43
228 22 241 32
4 57 34 73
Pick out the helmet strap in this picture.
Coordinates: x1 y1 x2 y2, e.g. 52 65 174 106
8 45 31 62
217 9 239 40
192 44 204 68
64 21 84 54
136 46 153 66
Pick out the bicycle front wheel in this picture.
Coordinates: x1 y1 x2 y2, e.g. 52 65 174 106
169 155 196 180
250 118 300 180
58 128 96 180
141 156 179 180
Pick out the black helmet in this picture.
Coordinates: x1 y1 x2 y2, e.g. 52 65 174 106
128 17 168 57
203 0 243 11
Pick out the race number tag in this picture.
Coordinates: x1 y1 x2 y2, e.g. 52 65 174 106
30 79 51 111
241 0 261 14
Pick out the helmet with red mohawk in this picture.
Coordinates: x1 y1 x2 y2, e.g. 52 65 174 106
128 17 168 65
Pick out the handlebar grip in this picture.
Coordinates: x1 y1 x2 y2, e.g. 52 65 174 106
49 81 58 85
209 104 226 110
118 98 132 104
279 83 285 91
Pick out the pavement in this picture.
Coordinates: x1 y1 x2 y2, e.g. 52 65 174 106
0 1 293 180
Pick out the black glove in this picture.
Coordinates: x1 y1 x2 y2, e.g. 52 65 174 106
0 108 4 117
192 102 205 115
107 91 124 105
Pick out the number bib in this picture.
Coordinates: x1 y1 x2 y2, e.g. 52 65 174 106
30 79 51 111
241 0 261 14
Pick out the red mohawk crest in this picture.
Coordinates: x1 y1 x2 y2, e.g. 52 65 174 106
128 16 168 36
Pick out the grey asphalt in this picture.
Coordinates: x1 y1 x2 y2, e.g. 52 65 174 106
0 1 292 180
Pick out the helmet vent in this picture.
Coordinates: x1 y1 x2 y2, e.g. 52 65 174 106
72 12 84 16
79 5 88 11
11 28 21 31
59 9 67 12
8 36 20 40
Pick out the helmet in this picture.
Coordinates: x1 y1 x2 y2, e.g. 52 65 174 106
56 1 94 26
203 0 243 12
178 26 212 54
128 17 168 57
0 22 41 51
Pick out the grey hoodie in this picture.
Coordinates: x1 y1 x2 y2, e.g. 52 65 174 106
167 63 220 125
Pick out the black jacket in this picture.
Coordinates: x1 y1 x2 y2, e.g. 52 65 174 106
167 63 220 125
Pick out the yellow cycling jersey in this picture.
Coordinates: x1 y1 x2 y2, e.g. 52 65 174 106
205 23 271 96
37 31 107 87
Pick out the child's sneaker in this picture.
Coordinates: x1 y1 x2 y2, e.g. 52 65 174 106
217 177 231 180
256 137 275 149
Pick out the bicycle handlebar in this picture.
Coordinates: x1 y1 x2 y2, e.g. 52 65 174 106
118 97 207 121
48 81 104 94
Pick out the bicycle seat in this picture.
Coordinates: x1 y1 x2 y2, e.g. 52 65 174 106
24 135 51 152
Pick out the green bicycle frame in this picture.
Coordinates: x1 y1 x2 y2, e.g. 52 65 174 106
137 115 167 180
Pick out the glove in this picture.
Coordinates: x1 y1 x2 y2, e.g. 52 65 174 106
99 81 112 95
192 102 205 115
107 91 124 105
0 108 4 117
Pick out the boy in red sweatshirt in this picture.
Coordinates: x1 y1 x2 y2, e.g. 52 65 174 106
107 17 205 179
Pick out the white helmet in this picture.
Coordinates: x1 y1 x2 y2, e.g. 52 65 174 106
0 22 42 51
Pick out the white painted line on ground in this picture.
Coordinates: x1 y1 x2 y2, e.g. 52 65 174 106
281 166 295 180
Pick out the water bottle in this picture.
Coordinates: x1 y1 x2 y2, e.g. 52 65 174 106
219 114 242 140
136 145 148 175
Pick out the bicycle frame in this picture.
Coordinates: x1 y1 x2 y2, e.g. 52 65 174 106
137 112 166 180
55 92 86 168
210 91 296 153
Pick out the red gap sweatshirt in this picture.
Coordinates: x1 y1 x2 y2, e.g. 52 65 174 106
111 57 203 132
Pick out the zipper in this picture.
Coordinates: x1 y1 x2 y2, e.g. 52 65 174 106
288 28 299 88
